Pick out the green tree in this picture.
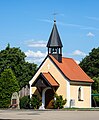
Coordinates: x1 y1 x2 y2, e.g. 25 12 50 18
0 68 19 108
79 47 99 105
0 45 37 88
79 47 99 78
92 77 99 93
92 77 99 103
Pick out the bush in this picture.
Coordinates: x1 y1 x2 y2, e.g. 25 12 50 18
20 95 41 109
53 95 67 109
30 95 41 109
20 96 30 109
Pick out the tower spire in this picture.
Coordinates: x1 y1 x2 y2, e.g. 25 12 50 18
47 20 63 62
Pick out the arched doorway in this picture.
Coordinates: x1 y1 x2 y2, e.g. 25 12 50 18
45 88 54 109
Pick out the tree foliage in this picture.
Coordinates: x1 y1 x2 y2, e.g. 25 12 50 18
79 47 99 105
79 47 99 78
92 77 99 93
0 68 19 108
92 77 99 103
0 45 37 88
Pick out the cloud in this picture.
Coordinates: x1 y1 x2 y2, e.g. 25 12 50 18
25 50 47 64
86 32 95 37
39 19 53 23
82 27 99 31
40 19 83 28
86 16 99 21
26 57 44 64
57 22 83 28
25 50 47 58
25 40 47 48
40 19 99 31
74 60 80 64
72 50 86 57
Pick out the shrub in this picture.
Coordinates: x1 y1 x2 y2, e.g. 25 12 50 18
30 95 41 109
53 95 67 109
20 96 30 109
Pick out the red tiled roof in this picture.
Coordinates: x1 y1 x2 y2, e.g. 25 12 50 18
49 55 94 83
42 72 59 86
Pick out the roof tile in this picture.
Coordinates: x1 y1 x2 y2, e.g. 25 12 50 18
42 72 59 86
49 55 94 83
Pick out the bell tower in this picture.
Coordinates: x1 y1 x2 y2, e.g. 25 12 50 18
47 20 63 62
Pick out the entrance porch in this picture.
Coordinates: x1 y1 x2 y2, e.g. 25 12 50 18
31 72 59 109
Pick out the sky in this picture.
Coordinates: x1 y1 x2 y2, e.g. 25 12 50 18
0 0 99 65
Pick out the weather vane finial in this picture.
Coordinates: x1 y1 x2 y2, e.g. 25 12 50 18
52 12 58 23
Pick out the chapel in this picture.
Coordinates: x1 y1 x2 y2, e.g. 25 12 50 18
29 20 94 109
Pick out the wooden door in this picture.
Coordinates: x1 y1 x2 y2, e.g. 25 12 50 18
45 89 54 109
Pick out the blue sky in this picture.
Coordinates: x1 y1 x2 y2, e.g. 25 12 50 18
0 0 99 65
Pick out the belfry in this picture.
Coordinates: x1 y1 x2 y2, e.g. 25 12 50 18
47 20 63 62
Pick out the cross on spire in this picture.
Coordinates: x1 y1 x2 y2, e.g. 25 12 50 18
52 12 58 22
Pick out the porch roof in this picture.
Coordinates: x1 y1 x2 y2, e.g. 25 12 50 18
42 72 59 86
32 72 59 87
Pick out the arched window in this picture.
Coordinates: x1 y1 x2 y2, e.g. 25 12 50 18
78 87 81 100
78 87 84 101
